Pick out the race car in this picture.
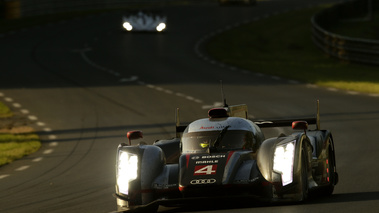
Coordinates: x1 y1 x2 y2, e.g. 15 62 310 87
122 11 166 32
114 101 338 212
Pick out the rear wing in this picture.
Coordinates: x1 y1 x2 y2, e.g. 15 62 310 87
254 117 317 128
254 100 321 129
175 101 321 137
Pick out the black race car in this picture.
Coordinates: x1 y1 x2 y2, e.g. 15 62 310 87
114 101 338 212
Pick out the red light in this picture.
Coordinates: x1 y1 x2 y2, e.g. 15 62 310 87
326 159 330 182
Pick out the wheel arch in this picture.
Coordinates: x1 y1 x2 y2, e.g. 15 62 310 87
116 144 166 209
257 133 313 184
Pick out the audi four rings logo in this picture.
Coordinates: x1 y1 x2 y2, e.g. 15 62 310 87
190 179 217 185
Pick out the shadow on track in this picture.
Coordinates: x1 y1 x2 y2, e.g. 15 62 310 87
154 191 379 212
307 191 379 204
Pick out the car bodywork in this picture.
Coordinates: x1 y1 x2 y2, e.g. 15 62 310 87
122 11 166 32
114 102 338 212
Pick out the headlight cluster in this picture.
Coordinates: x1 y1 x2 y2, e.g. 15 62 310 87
156 23 166 32
273 141 295 186
123 22 133 31
117 151 138 195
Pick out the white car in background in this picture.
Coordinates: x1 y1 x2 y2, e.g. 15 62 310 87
122 11 167 32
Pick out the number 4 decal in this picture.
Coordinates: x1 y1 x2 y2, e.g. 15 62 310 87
194 165 217 175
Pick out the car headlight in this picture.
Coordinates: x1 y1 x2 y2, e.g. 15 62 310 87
156 23 166 32
123 22 133 31
116 151 138 195
273 140 295 186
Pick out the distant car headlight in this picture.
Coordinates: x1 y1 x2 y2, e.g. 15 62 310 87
273 140 295 186
116 151 138 195
156 22 166 32
123 22 133 31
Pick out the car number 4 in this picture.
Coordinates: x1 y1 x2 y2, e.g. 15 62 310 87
194 165 217 175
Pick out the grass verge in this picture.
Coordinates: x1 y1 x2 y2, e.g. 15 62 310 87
0 101 12 118
0 103 41 166
205 4 379 94
0 130 41 166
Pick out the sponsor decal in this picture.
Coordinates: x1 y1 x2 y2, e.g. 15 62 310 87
192 155 226 162
195 160 218 164
194 165 217 175
200 126 214 130
190 178 217 185
198 125 230 131
201 155 225 159
215 125 229 129
153 183 178 189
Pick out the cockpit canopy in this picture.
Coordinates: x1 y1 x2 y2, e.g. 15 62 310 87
182 129 254 153
181 117 264 154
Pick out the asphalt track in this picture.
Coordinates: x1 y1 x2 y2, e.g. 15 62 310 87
1 0 379 212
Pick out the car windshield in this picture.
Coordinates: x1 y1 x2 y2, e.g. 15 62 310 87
181 130 253 153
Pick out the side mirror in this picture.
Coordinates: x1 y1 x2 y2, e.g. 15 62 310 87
292 121 308 131
127 130 143 145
